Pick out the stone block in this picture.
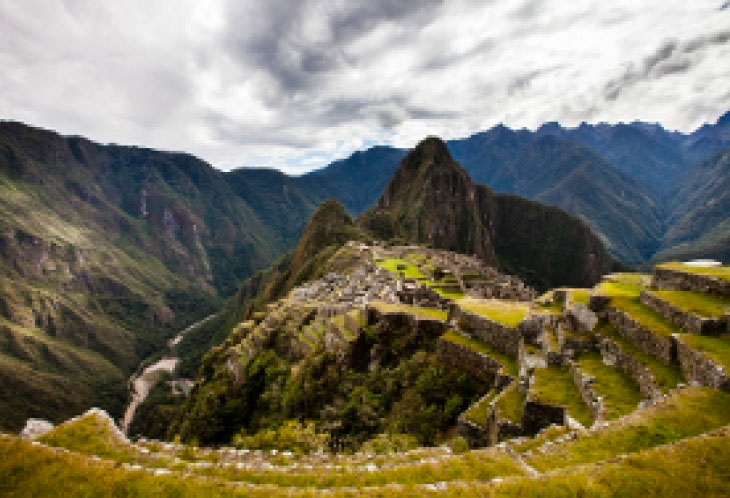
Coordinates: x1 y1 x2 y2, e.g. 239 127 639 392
606 307 676 363
652 268 730 298
640 290 727 336
675 335 730 392
450 305 521 357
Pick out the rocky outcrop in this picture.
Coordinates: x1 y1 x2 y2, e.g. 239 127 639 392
605 307 676 363
450 305 521 357
640 290 727 335
598 337 663 400
675 335 730 392
653 267 730 298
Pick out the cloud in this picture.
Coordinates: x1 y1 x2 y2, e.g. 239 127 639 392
0 0 728 173
604 30 730 101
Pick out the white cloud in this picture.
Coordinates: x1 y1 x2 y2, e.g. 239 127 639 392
0 0 728 173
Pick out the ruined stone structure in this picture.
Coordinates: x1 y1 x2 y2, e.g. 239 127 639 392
437 335 508 384
571 362 604 423
653 267 730 297
605 307 676 363
641 291 727 335
598 337 663 400
449 305 522 357
675 335 730 392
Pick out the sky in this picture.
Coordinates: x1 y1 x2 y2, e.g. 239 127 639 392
1 1 729 174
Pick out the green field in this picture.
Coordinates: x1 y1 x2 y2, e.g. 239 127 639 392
457 298 529 328
652 290 730 318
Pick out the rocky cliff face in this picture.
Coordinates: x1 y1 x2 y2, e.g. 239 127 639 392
365 137 617 289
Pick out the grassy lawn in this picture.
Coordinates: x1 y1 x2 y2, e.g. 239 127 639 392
456 298 529 328
524 386 730 472
658 262 730 282
577 352 643 420
595 273 650 298
530 365 593 428
375 258 425 279
370 301 447 321
441 330 518 376
652 290 730 318
463 390 499 426
679 333 730 370
596 322 683 391
610 296 683 338
495 381 526 425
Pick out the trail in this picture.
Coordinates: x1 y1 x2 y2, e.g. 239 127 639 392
120 314 216 434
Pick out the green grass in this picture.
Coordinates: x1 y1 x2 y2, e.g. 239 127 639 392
571 289 590 304
679 333 730 370
577 352 643 420
441 330 518 376
495 382 525 425
3 428 730 497
652 290 730 318
611 296 683 338
534 301 563 313
370 301 447 321
375 258 425 279
525 386 730 472
595 272 650 298
463 390 499 426
596 322 683 391
658 262 730 282
456 298 529 328
530 365 593 428
509 424 570 454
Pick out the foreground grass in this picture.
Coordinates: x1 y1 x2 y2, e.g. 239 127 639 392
658 262 730 282
530 366 593 428
652 290 730 318
3 426 730 497
457 298 529 328
596 322 684 391
524 386 730 472
577 352 643 420
441 330 518 376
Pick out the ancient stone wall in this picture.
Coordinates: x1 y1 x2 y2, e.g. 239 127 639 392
450 305 521 357
436 337 504 383
675 335 730 392
367 307 447 341
598 337 663 400
640 291 727 336
565 303 598 333
605 307 676 363
653 268 730 298
570 362 604 422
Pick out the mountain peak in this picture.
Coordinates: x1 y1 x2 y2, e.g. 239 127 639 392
402 136 454 172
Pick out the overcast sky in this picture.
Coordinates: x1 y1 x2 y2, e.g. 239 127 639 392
1 0 729 173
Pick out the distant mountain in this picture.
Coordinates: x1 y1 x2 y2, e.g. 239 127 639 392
362 137 618 289
682 111 730 165
656 146 730 262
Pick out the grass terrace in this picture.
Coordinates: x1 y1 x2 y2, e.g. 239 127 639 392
596 322 683 391
495 381 526 425
375 258 426 279
370 301 447 321
524 386 730 472
530 365 593 428
463 390 499 426
652 290 730 318
595 273 650 299
570 289 590 305
509 424 571 454
679 333 730 371
441 330 518 376
658 262 730 282
456 298 529 328
577 352 643 420
610 296 683 338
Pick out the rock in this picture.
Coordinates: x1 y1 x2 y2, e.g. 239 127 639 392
20 418 54 440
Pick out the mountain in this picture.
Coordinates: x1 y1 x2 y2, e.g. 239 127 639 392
362 137 619 289
0 121 326 430
682 111 730 165
656 146 730 262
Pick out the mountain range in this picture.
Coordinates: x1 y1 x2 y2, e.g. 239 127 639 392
1 110 729 430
